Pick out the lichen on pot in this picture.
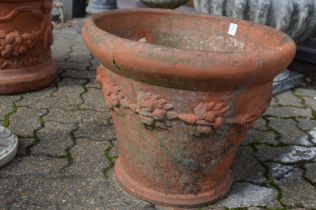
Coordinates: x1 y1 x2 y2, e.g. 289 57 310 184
83 9 296 207
194 0 316 43
140 0 189 9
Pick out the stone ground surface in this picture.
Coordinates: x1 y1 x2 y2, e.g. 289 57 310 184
1 21 316 210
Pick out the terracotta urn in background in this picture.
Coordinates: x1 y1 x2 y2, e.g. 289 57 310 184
140 0 189 9
194 0 316 94
0 0 57 94
83 9 295 207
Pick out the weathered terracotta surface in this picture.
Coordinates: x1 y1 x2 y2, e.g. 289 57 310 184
82 9 296 207
0 0 56 94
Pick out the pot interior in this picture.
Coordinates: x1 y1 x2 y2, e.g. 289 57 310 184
93 10 290 53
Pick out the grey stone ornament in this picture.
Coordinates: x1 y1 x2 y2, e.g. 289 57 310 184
0 126 18 167
86 0 118 14
194 0 316 43
272 71 304 95
194 0 316 94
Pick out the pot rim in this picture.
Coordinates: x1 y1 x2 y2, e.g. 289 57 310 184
82 9 296 90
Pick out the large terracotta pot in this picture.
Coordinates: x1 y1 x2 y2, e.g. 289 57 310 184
82 9 295 207
194 0 316 43
0 0 56 94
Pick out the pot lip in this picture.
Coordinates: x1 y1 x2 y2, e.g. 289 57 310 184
83 9 296 87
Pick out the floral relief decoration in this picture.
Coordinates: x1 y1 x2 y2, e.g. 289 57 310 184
97 66 230 136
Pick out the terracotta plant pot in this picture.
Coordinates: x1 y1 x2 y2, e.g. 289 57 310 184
140 0 189 9
0 0 56 94
82 9 295 207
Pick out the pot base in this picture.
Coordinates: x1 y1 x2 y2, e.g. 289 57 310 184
114 157 232 207
0 59 57 95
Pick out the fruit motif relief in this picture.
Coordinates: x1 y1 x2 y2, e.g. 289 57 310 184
177 102 229 136
97 65 230 136
0 31 39 58
0 1 54 70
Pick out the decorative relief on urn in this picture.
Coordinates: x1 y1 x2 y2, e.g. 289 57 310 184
134 92 174 128
178 101 229 136
0 0 56 94
0 31 39 58
83 9 296 206
97 65 230 136
0 0 54 70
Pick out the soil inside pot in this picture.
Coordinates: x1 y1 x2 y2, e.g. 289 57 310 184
144 32 246 52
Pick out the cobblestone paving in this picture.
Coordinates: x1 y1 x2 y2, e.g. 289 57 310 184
1 22 316 210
